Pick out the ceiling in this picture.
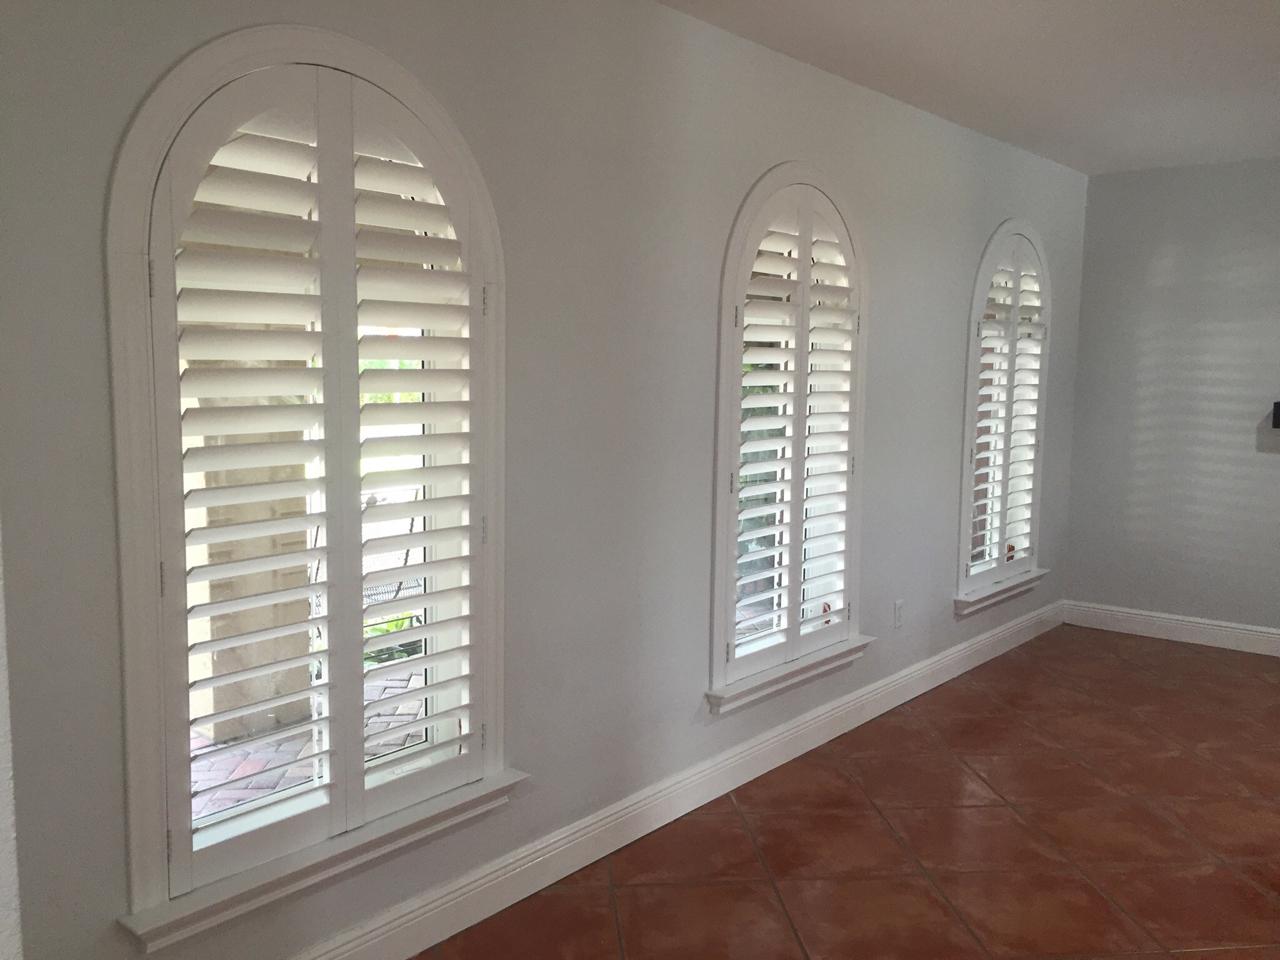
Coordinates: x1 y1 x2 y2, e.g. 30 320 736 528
660 0 1280 174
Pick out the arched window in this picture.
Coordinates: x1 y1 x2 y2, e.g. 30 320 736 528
709 164 870 710
956 221 1050 611
108 29 511 913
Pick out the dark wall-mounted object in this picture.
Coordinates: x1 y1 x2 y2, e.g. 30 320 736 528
1274 401 1280 428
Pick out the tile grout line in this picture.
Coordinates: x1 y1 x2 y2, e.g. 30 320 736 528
934 686 1182 953
839 754 998 960
898 667 1184 954
604 854 628 960
728 789 813 960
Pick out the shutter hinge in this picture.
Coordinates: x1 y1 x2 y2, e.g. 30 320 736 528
481 284 489 318
480 515 488 545
158 561 165 596
728 472 735 494
849 455 855 475
480 722 487 749
734 305 741 328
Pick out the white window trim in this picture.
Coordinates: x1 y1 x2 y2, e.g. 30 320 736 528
106 25 518 934
708 162 874 707
954 219 1052 611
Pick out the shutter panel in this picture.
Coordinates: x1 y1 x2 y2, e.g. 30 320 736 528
967 266 1014 576
178 108 331 829
353 112 477 791
725 183 860 678
964 231 1048 584
1006 259 1045 563
800 213 854 634
733 221 800 658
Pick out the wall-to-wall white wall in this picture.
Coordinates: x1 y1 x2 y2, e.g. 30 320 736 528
1069 159 1280 629
0 1 1085 957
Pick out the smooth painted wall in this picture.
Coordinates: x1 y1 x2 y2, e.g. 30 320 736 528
0 1 1085 957
1069 160 1280 628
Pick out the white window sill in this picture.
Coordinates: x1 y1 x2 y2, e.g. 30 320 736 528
120 768 528 953
706 635 874 715
954 567 1050 616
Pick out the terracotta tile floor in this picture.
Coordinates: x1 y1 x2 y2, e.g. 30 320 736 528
417 625 1280 958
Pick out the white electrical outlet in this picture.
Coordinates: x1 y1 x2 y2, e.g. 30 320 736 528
893 599 905 629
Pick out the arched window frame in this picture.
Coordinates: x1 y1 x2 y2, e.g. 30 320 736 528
955 219 1052 614
707 163 873 713
106 26 516 933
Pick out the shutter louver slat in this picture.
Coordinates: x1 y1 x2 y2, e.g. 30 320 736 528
195 167 318 217
177 288 320 327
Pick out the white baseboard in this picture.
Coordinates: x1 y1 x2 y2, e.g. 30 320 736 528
1062 601 1280 658
296 600 1065 960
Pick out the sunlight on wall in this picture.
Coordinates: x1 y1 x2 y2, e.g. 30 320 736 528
1073 165 1280 627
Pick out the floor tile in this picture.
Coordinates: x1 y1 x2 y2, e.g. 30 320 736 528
615 882 803 960
690 794 737 814
927 713 1062 754
608 813 766 885
744 810 916 879
778 875 986 959
885 805 1070 872
1238 859 1280 898
1023 708 1179 752
905 678 1014 719
812 709 944 758
936 870 1159 958
1160 797 1280 859
1136 706 1270 748
1092 863 1280 950
988 677 1104 714
848 753 1003 808
435 886 620 960
556 859 610 885
1202 748 1280 797
1081 750 1254 798
1018 799 1211 865
1175 950 1280 959
963 752 1120 802
1072 676 1191 713
732 758 870 812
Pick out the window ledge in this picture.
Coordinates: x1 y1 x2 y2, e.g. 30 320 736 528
954 567 1050 616
120 769 528 953
706 636 874 715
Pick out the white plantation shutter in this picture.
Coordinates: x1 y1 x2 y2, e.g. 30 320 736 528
147 64 498 889
352 80 482 816
961 225 1049 592
716 179 863 685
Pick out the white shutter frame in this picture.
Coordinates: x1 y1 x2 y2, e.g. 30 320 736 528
955 219 1052 604
107 27 508 917
709 162 870 696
